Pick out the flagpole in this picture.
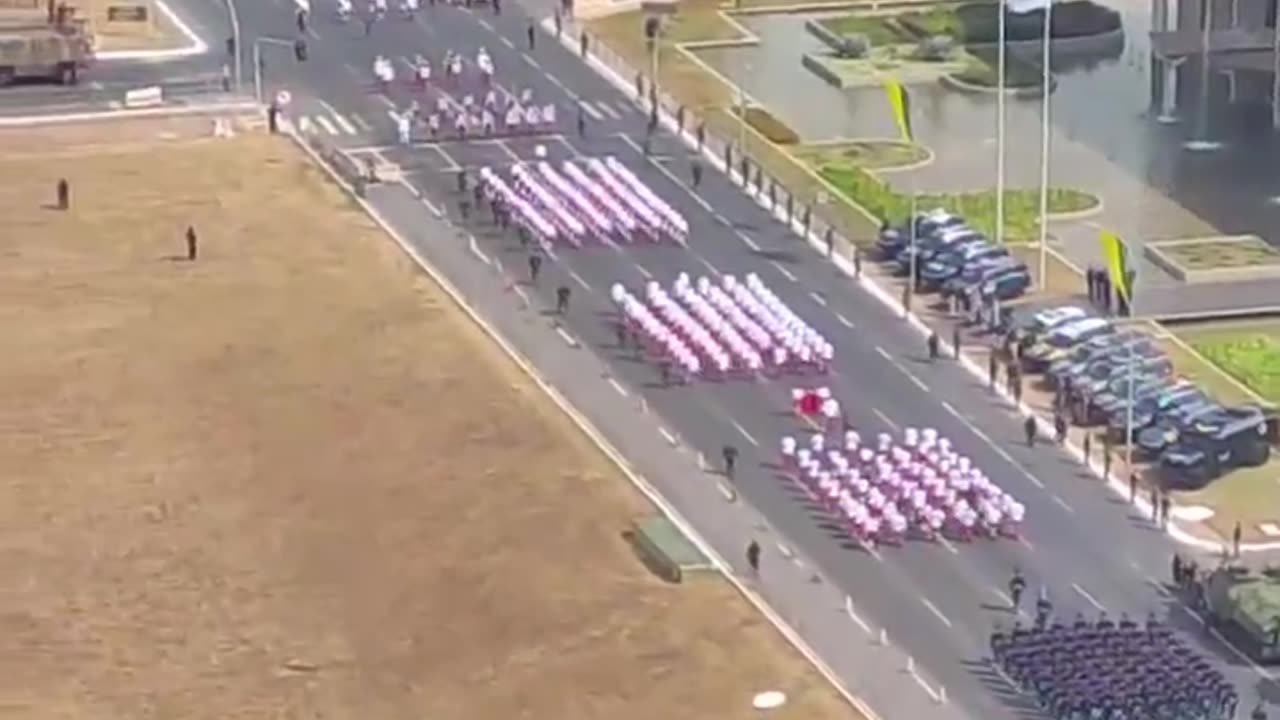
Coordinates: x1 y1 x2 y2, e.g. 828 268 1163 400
908 189 918 310
996 0 1008 245
1036 0 1052 290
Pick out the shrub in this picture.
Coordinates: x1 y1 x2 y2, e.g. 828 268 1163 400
837 33 870 58
916 34 956 61
734 106 801 145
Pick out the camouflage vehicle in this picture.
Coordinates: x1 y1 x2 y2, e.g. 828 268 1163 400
1203 563 1280 663
0 18 93 85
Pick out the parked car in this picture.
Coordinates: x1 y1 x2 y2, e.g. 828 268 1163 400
892 227 984 276
978 267 1033 301
1045 331 1149 387
1068 346 1172 402
942 256 1025 297
1013 305 1092 348
918 241 1006 288
1023 317 1116 371
1106 383 1209 440
876 209 965 259
1084 375 1177 424
1135 401 1228 457
1160 409 1272 489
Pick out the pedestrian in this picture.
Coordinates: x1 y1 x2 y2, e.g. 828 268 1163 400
457 168 468 193
951 324 961 358
1129 472 1139 503
55 177 69 210
185 225 198 261
221 62 231 92
824 227 834 257
1009 568 1027 611
1150 487 1159 522
927 331 939 361
492 0 501 15
527 253 542 284
722 444 738 478
987 351 998 390
853 245 862 277
746 539 761 575
267 102 279 133
579 31 588 56
1054 413 1067 444
1233 521 1243 558
1159 494 1171 529
691 158 702 188
527 22 535 50
459 198 471 222
576 104 586 138
1171 553 1183 586
555 285 571 314
296 6 307 32
1102 446 1113 480
1024 416 1037 447
1082 432 1092 466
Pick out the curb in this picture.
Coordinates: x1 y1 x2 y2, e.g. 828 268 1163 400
94 0 210 61
0 101 260 127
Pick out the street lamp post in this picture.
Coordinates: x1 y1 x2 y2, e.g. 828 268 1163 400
222 0 244 93
1035 0 1053 290
1271 0 1280 128
995 0 1008 245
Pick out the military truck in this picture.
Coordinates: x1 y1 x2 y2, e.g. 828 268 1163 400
0 18 93 86
1202 563 1280 663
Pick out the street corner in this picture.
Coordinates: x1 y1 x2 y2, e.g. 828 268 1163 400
90 0 209 61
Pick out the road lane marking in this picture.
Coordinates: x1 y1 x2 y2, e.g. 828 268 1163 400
809 292 827 307
633 262 654 279
512 285 531 306
580 101 604 120
608 378 629 397
314 115 338 135
330 111 358 135
522 54 541 69
872 407 899 431
936 535 960 554
843 596 871 633
1052 495 1075 513
555 326 579 348
835 313 854 328
499 35 515 49
568 269 592 291
770 262 797 282
696 254 720 276
874 346 929 391
944 411 1047 489
920 597 953 628
731 420 760 447
738 232 761 251
659 427 679 446
1071 583 1106 611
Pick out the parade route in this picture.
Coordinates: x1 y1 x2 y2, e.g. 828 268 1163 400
215 0 1280 715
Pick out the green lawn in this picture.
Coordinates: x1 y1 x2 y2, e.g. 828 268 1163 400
1186 326 1280 404
792 140 929 171
815 162 1098 242
816 14 909 46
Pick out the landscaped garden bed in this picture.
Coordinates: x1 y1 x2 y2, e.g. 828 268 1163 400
815 161 1098 242
792 140 930 171
730 105 801 145
1145 235 1280 284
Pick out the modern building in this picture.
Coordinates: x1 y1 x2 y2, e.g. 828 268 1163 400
1150 0 1280 126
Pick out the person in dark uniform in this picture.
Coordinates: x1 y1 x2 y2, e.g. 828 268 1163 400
951 324 961 358
1171 553 1184 586
988 351 999 390
576 104 586 138
555 285 571 314
853 245 862 277
1024 416 1037 448
56 178 69 210
691 159 703 188
459 198 471 222
1054 413 1067 445
746 539 760 574
1082 431 1092 465
927 331 939 361
527 22 536 50
722 444 738 478
185 225 198 261
1008 569 1027 611
527 253 542 285
457 168 468 193
1159 494 1172 528
1034 587 1053 629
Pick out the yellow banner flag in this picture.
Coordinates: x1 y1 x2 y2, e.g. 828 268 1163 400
882 78 913 144
1097 229 1132 302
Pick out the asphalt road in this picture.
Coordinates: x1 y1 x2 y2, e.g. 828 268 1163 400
213 0 1280 717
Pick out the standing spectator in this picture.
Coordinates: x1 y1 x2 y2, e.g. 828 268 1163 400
1129 472 1139 504
952 324 961 358
1082 432 1092 467
1150 486 1159 522
746 539 760 575
691 158 702 188
576 104 586 138
527 253 542 285
555 285 571 314
1233 521 1243 558
853 245 862 277
185 226 198 261
722 444 739 478
55 178 69 210
1024 416 1037 447
1054 413 1067 445
988 351 999 390
927 331 939 361
1159 494 1172 529
527 22 536 50
579 31 589 56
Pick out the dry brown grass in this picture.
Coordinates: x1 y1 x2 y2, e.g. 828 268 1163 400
0 128 861 720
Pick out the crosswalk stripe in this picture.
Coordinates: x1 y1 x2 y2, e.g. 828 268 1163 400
315 115 338 135
580 101 603 121
596 102 620 120
330 112 358 134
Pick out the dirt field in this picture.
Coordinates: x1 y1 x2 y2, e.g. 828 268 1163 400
0 127 862 719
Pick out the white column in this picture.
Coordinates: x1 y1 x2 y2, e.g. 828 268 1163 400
1158 58 1184 122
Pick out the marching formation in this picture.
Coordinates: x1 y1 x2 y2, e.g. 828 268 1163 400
378 48 556 140
992 614 1238 720
610 273 834 382
781 423 1025 546
477 157 687 248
